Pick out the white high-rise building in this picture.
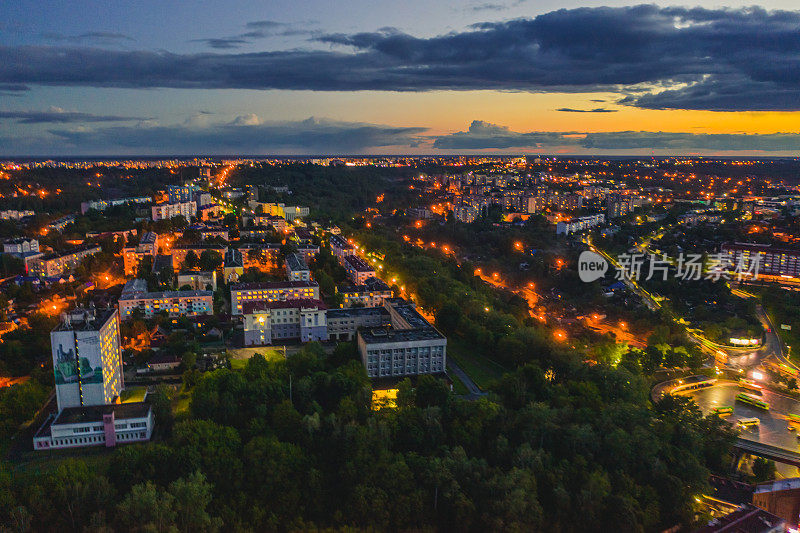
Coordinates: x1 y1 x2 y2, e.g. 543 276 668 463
51 308 123 410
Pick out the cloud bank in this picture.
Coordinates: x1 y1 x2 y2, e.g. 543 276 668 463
432 121 800 152
4 6 800 110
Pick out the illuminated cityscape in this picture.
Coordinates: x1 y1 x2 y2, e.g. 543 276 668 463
3 0 800 531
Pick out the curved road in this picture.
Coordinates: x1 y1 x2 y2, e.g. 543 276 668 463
679 382 800 453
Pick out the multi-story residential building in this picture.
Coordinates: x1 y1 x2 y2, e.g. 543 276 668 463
0 209 34 220
80 196 151 214
118 279 213 319
3 237 40 257
556 214 605 235
122 232 158 276
51 307 123 410
550 192 584 211
183 224 228 241
524 195 549 214
28 244 102 277
283 205 309 222
342 254 376 284
721 243 800 279
327 306 390 341
454 204 479 223
285 253 311 281
297 244 320 265
177 270 217 291
230 280 320 315
606 194 633 219
197 203 222 221
330 234 355 259
167 183 197 204
242 299 328 346
151 201 197 221
48 215 76 232
337 277 392 308
357 299 447 379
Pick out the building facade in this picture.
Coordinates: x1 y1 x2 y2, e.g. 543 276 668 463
28 244 102 277
118 279 213 319
151 201 197 221
243 299 328 345
357 299 447 379
230 281 320 315
342 254 376 284
122 231 158 276
51 308 123 410
285 252 311 281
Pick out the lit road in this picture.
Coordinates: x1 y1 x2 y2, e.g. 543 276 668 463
679 383 800 453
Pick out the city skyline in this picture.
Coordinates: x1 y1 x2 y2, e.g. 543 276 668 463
3 1 800 155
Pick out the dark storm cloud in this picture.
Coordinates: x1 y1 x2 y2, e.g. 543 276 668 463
0 108 145 124
556 108 617 113
433 121 800 151
191 38 250 50
31 117 428 154
42 31 134 44
193 20 313 49
4 6 800 110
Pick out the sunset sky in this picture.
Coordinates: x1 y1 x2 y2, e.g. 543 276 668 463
3 0 800 155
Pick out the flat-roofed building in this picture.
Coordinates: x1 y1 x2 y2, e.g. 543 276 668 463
285 252 311 281
342 254 376 285
122 231 158 276
33 402 153 451
327 306 390 341
330 234 355 259
151 201 196 222
51 307 123 410
230 280 320 315
118 279 213 320
28 244 102 277
243 299 328 346
721 242 800 279
337 277 392 308
357 299 447 379
177 270 217 291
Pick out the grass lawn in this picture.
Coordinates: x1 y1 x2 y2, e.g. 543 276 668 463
173 391 192 416
120 386 147 403
448 337 507 389
451 375 469 395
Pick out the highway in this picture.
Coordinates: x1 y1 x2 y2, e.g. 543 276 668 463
679 382 800 455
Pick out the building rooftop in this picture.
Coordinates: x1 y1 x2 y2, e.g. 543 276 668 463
140 231 158 244
327 307 388 319
698 504 785 532
339 277 392 293
53 308 117 332
242 298 326 314
343 254 375 273
755 477 800 494
120 289 212 300
34 244 101 262
286 252 309 272
359 327 444 344
329 234 354 250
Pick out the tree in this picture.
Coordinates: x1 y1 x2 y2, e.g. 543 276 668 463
752 457 777 483
169 472 219 533
183 251 199 271
116 481 176 533
199 250 222 271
